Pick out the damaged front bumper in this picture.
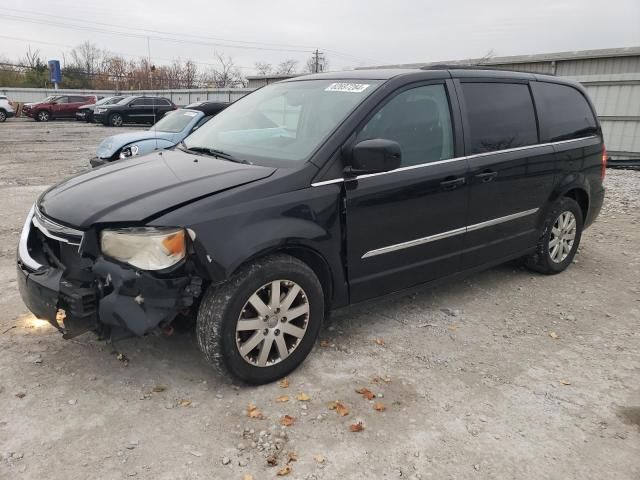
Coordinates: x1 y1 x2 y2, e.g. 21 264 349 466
17 206 202 338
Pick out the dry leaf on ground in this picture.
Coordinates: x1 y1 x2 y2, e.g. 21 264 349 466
152 385 167 392
276 395 289 403
328 400 350 416
277 465 293 476
559 379 572 385
266 454 278 466
247 403 264 419
296 392 310 401
279 378 290 388
286 451 298 463
374 338 385 346
319 340 330 347
355 387 375 400
373 402 386 412
280 415 295 427
242 475 255 480
178 399 192 407
372 375 391 384
313 454 326 464
349 422 365 432
549 331 559 339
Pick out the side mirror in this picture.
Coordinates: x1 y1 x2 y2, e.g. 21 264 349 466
347 139 402 175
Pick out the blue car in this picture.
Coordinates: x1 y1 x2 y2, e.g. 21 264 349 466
90 101 228 167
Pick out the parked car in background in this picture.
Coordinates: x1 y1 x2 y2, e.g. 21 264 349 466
17 69 605 384
76 96 126 123
90 101 228 167
0 95 16 122
94 96 176 127
22 95 98 122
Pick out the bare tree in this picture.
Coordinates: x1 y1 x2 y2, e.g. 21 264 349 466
276 59 298 75
204 52 245 88
69 41 104 79
183 60 199 89
105 55 129 89
21 46 44 69
254 61 273 76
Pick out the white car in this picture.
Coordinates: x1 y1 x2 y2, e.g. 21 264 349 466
0 95 16 122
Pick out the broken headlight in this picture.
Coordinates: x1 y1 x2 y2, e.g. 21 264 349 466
101 227 186 270
119 144 139 159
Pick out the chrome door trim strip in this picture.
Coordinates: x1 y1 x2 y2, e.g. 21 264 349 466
311 136 597 187
465 208 539 232
362 226 466 258
361 208 539 259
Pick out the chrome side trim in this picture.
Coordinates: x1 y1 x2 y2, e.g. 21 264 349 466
18 206 44 271
362 226 466 258
310 178 344 187
361 208 539 259
465 208 539 232
311 136 598 187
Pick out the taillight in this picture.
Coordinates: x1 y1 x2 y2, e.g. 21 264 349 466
601 145 607 180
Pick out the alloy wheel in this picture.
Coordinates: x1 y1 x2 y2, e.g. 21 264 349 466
111 114 123 127
235 280 310 367
38 111 49 122
549 211 576 263
0 111 6 122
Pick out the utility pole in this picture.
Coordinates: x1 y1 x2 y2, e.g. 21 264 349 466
312 49 325 73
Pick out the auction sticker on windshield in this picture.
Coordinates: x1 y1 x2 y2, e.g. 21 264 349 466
325 83 370 93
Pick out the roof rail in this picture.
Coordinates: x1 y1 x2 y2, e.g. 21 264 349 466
421 64 555 75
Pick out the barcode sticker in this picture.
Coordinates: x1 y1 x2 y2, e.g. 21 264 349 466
325 83 370 93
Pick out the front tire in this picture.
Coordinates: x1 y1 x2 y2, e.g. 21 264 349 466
0 110 6 122
525 197 583 274
36 110 50 122
197 254 324 384
108 113 123 127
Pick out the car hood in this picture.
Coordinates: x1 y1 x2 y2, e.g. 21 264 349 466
97 131 178 158
38 148 276 229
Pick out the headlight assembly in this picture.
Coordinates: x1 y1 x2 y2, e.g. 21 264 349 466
95 108 106 113
100 227 186 270
119 144 139 159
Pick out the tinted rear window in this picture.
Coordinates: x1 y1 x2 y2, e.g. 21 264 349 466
531 82 598 142
461 82 538 154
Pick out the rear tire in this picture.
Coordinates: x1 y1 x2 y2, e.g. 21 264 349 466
108 113 123 127
36 110 50 122
196 254 324 384
525 197 583 274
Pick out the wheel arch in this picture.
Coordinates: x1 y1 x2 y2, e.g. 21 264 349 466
230 244 335 312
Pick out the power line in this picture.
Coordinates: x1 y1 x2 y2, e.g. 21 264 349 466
1 7 383 65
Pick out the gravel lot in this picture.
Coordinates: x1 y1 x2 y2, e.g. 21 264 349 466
1 118 639 480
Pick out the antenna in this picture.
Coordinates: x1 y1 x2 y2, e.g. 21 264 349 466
145 36 159 151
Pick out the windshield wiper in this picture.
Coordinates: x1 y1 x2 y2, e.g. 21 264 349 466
179 142 251 164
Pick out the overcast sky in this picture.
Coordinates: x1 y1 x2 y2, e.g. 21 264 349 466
1 0 639 74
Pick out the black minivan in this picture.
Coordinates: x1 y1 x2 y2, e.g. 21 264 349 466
17 68 605 384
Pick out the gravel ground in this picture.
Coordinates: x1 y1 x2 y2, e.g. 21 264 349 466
1 118 639 480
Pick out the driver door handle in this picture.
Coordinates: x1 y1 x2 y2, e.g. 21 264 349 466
440 176 466 190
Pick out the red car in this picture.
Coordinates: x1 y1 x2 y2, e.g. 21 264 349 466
23 95 98 122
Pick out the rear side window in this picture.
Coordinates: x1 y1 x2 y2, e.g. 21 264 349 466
531 82 598 142
357 84 454 167
461 82 538 154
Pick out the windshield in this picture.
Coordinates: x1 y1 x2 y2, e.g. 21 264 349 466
152 109 201 133
184 79 382 165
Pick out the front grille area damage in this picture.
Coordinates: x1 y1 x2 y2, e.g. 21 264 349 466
19 212 202 339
